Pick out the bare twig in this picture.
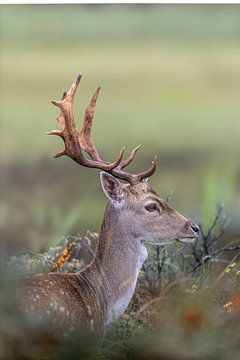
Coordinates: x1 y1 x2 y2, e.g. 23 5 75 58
188 245 240 274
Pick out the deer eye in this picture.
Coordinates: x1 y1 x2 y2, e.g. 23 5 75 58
145 203 159 212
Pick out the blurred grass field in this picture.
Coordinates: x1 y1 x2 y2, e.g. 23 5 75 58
1 5 240 251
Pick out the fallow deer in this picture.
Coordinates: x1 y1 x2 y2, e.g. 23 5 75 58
22 74 199 339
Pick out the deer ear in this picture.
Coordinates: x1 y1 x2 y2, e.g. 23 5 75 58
100 172 124 206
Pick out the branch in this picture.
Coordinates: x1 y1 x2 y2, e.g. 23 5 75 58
188 245 240 274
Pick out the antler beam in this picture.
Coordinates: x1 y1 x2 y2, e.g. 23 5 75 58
47 74 157 185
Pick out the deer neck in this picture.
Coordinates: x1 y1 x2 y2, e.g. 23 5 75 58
83 203 147 325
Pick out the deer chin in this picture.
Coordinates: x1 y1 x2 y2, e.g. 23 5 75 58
177 237 196 244
143 239 176 246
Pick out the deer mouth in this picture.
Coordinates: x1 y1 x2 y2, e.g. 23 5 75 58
177 237 196 244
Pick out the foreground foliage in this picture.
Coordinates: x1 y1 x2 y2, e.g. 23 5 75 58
1 207 240 359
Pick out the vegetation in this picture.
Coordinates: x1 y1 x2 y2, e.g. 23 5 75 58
1 206 240 359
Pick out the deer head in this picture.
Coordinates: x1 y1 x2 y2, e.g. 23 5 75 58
100 174 199 246
48 74 199 247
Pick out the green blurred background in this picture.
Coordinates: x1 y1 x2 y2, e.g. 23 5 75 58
1 5 240 252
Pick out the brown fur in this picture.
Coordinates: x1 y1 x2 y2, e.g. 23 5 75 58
21 180 198 339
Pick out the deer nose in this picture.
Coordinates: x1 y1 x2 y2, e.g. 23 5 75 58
190 223 200 235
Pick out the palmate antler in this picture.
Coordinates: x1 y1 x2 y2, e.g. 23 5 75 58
47 74 157 185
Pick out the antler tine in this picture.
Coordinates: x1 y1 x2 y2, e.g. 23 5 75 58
136 155 158 182
46 92 68 137
119 144 141 169
61 91 67 100
47 93 67 137
78 87 101 160
65 74 81 101
78 87 128 172
49 74 85 161
51 74 81 109
108 147 125 170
